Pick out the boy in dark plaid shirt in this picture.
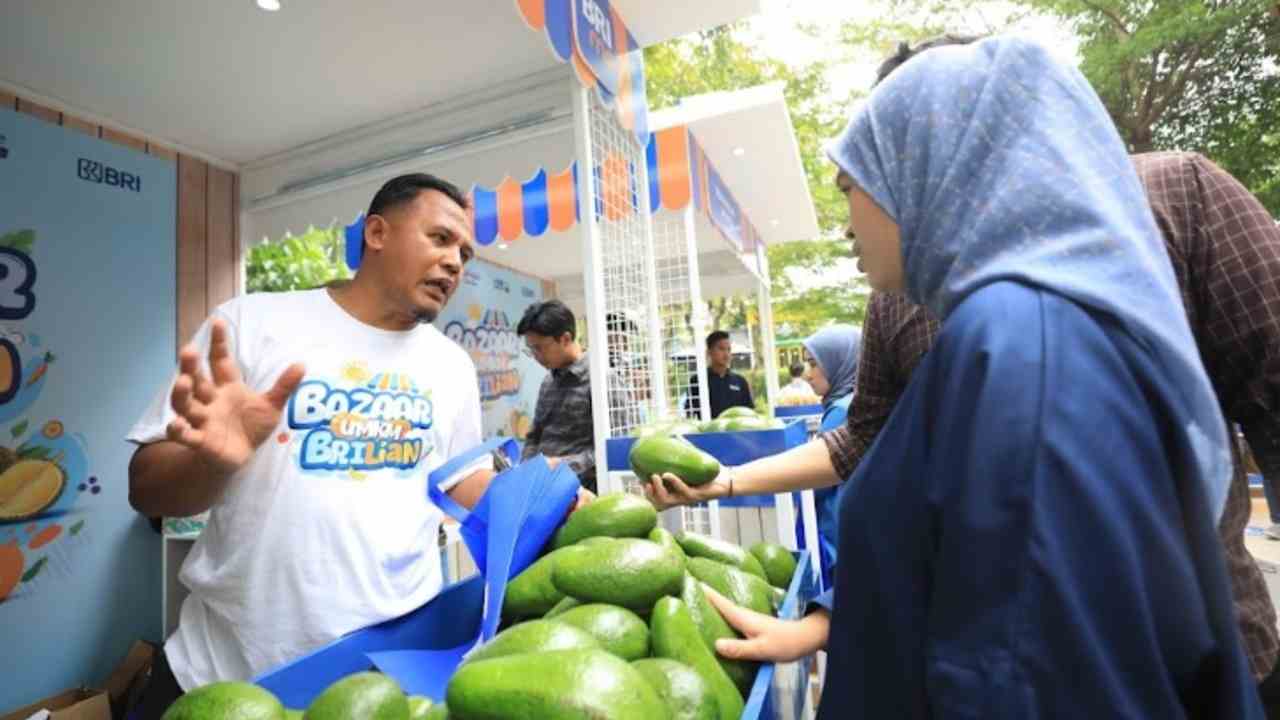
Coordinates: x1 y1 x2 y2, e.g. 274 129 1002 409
517 300 632 493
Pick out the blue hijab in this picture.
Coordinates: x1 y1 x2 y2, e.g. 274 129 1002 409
824 36 1231 519
803 324 861 410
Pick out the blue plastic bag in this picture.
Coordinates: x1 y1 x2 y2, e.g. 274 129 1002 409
363 436 580 697
427 437 577 581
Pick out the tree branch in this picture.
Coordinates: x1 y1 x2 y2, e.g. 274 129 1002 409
1138 50 1162 127
1076 0 1132 36
1150 41 1209 122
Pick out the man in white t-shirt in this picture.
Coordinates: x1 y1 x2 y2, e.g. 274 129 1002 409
126 173 546 714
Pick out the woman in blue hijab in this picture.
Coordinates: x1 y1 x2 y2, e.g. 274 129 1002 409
800 324 861 586
803 325 861 432
647 36 1258 717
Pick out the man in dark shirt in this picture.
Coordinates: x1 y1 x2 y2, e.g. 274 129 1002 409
517 300 603 492
685 330 753 419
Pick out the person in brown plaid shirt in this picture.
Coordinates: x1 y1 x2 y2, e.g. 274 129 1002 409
817 37 1280 713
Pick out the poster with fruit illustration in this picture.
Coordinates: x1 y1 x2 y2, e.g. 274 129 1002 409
435 259 546 441
0 108 176 709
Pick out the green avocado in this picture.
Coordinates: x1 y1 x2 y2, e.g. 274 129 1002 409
648 527 687 563
631 658 720 720
543 595 582 618
162 683 285 720
551 492 658 549
446 649 666 720
303 673 408 720
503 546 575 619
554 604 650 661
681 573 757 696
629 435 720 488
686 557 775 616
676 531 768 581
406 696 434 720
649 598 745 720
748 542 799 589
464 619 600 664
551 538 685 613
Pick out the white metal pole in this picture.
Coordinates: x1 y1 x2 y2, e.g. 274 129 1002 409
639 159 668 422
757 243 781 412
800 488 822 585
571 84 619 496
684 207 712 425
682 205 721 538
757 243 806 551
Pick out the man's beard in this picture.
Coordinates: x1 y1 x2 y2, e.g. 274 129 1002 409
413 307 439 325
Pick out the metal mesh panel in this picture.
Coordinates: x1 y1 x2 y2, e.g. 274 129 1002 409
652 210 698 416
589 92 657 441
585 93 658 498
651 207 716 535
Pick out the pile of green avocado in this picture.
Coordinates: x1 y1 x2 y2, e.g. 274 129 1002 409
473 492 798 719
160 672 444 720
633 406 785 440
164 492 799 720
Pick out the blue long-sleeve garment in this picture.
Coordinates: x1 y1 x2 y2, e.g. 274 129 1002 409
815 281 1259 718
801 397 851 590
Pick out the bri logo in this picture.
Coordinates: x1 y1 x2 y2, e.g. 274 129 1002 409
581 0 614 51
77 158 141 192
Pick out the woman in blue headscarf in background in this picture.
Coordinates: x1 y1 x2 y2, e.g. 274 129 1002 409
799 324 861 587
647 35 1259 717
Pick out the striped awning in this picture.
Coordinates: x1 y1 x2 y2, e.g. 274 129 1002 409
345 124 764 267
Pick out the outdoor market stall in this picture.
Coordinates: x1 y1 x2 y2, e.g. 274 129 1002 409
0 0 760 707
1 1 826 717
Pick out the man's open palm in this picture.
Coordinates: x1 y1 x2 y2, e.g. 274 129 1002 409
166 319 305 475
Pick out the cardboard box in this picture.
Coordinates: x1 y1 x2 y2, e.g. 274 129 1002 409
102 641 155 720
2 641 155 720
0 689 110 720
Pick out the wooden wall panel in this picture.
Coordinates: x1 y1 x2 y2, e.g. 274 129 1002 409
177 156 209 350
17 98 59 124
5 91 242 357
101 127 147 152
206 167 237 310
147 143 177 162
61 115 97 136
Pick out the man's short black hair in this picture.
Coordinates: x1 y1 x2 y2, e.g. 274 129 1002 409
706 330 730 350
518 300 577 340
367 173 469 220
790 362 805 378
874 34 985 86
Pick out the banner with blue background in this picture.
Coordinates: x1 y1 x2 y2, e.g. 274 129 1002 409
0 109 176 709
434 259 546 441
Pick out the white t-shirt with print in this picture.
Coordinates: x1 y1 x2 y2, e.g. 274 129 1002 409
127 289 488 690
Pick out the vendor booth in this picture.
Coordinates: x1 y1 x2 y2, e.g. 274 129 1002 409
1 2 824 717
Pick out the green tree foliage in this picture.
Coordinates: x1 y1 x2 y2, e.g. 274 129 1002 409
645 25 848 234
840 0 1280 214
245 225 350 294
645 25 870 340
